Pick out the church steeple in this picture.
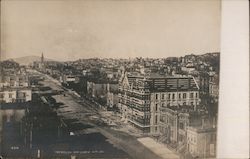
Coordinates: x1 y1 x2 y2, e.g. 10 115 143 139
41 52 44 63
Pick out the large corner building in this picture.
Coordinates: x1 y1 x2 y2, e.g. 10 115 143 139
118 72 200 134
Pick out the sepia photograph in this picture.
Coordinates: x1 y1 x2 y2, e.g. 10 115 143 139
0 0 224 158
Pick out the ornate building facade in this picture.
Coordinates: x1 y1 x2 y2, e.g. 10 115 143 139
118 72 200 134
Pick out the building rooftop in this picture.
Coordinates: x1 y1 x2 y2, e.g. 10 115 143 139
88 78 118 84
0 102 30 110
187 125 216 133
188 115 217 132
125 73 199 92
0 86 32 91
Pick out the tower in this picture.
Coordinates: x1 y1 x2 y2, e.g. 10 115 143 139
39 53 45 71
41 53 44 63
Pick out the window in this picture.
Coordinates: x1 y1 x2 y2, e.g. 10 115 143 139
211 134 216 142
0 93 4 98
170 119 174 126
168 94 171 99
183 93 186 99
156 94 158 100
190 93 194 98
210 144 215 156
160 116 165 122
172 94 175 99
21 92 26 98
155 104 158 111
9 93 12 98
196 92 198 98
179 93 181 99
180 123 184 129
161 94 164 100
179 135 183 142
155 115 158 124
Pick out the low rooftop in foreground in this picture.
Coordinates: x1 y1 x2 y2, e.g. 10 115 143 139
0 101 30 110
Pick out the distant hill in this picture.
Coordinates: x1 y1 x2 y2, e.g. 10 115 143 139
11 55 54 66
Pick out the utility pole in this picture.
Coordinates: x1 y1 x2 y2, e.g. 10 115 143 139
0 110 3 156
203 134 207 159
30 123 33 149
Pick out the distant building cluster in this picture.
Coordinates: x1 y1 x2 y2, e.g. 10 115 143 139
29 52 219 158
0 61 31 104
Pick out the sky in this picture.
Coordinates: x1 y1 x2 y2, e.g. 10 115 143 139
1 0 221 61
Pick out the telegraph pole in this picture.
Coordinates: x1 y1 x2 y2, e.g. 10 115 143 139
30 123 33 149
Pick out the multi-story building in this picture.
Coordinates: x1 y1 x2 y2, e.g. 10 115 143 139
62 74 78 83
195 72 210 97
159 106 190 144
208 72 219 99
107 91 119 108
33 53 46 72
118 72 200 134
159 106 209 151
0 75 29 88
187 119 216 158
0 87 32 104
87 80 118 99
0 67 32 104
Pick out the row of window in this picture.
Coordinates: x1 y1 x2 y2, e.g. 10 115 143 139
155 92 198 100
0 98 27 104
0 92 27 98
156 101 198 108
0 93 14 98
188 134 216 143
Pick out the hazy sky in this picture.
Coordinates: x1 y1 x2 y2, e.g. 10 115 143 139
1 0 221 61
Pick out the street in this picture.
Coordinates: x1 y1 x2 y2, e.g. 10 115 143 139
36 70 168 159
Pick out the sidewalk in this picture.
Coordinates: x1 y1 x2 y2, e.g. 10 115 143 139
138 137 180 159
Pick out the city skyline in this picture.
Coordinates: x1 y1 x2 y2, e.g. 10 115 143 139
3 52 220 63
1 0 220 61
